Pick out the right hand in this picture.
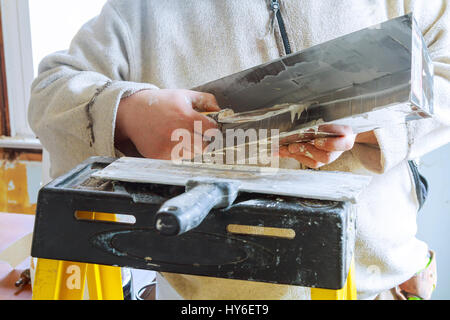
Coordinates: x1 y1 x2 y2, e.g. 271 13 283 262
279 124 356 169
115 89 220 160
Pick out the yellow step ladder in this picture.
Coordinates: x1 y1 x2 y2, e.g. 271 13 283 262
32 211 123 300
32 259 123 300
310 259 357 300
32 212 356 300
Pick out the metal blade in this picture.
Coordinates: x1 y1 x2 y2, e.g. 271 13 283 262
193 14 433 135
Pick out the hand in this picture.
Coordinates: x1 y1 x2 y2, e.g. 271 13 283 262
115 89 220 160
355 130 378 145
279 124 356 169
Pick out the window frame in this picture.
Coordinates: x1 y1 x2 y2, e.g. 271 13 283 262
0 0 41 149
0 5 10 137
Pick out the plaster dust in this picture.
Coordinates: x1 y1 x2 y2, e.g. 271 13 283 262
305 151 314 159
218 103 308 124
92 157 372 203
147 96 159 107
184 95 193 106
207 103 334 162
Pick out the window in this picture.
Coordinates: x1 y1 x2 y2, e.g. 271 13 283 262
0 0 35 144
0 0 106 149
29 0 107 77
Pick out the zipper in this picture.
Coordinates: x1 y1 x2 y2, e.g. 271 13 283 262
270 2 309 169
407 160 428 211
270 0 292 55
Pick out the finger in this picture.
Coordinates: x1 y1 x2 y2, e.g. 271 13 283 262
317 124 353 136
287 143 339 164
279 132 314 145
185 90 221 112
311 124 355 151
279 147 324 169
312 135 355 152
191 112 219 134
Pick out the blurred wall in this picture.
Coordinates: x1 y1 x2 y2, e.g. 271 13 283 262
418 143 450 300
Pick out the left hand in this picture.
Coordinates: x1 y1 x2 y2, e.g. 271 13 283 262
279 124 356 169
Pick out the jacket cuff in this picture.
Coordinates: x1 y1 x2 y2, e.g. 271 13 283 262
89 80 158 157
352 124 409 174
373 124 410 173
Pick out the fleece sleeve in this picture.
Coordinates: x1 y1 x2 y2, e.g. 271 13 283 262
352 0 450 173
28 1 157 178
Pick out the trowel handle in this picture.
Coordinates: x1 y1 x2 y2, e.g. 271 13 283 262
155 180 239 236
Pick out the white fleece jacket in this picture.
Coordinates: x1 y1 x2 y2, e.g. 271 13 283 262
28 0 450 300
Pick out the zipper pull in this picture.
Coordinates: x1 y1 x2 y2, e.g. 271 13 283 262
270 0 280 11
269 0 280 33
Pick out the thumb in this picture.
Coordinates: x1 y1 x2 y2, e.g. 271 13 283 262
185 90 221 112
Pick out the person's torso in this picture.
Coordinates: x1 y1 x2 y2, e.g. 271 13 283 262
113 0 401 89
109 0 422 299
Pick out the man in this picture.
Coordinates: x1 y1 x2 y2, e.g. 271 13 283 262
28 0 449 299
